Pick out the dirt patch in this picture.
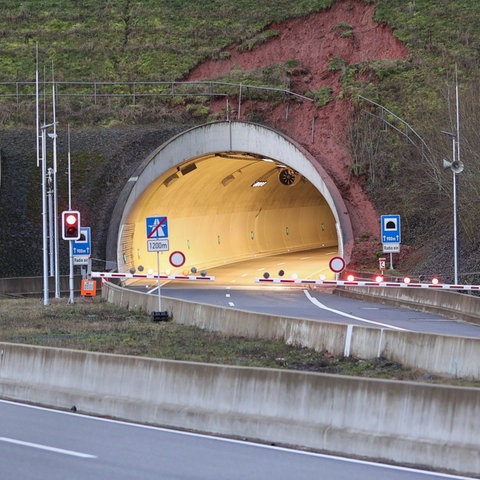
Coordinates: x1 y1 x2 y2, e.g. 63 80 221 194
186 0 408 261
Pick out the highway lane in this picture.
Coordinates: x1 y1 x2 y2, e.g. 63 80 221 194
0 400 476 480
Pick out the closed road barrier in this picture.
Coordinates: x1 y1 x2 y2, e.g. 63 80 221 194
91 271 215 281
256 277 480 291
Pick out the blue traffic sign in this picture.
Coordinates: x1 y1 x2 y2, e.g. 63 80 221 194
381 215 401 243
72 227 91 255
146 216 168 239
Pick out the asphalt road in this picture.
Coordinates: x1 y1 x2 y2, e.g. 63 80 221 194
1 400 475 480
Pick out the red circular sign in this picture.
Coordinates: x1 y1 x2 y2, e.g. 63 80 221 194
169 251 186 268
329 256 346 273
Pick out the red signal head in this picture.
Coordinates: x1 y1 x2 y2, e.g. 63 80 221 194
62 210 81 240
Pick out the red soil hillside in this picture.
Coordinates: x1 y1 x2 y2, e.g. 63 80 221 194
186 0 408 264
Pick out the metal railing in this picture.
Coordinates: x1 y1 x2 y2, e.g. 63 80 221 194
357 94 441 186
0 80 314 106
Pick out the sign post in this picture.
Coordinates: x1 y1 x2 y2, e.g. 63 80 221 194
146 216 169 318
381 215 401 270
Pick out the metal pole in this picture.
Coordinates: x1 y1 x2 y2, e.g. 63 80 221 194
454 65 461 285
156 251 161 311
41 128 49 305
67 125 72 209
67 125 75 304
47 168 54 276
68 240 75 304
237 84 242 120
51 78 60 298
35 43 40 168
453 167 458 284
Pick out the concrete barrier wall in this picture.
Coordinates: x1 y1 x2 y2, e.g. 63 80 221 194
103 282 480 380
0 275 87 296
336 286 480 325
0 342 478 477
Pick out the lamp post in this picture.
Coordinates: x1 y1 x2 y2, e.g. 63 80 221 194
441 131 463 284
441 68 463 284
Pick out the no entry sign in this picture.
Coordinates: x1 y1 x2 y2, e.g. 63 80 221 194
169 250 186 268
329 256 346 273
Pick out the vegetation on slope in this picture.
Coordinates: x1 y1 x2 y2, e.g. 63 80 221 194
0 0 335 82
0 0 479 281
348 0 480 280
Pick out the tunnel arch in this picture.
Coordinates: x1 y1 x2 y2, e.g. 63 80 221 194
106 121 353 274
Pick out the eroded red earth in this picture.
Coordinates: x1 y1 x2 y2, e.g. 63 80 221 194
186 0 408 264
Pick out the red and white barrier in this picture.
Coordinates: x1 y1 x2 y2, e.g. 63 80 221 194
91 271 215 281
256 277 480 291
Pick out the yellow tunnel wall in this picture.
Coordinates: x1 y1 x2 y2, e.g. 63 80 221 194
128 203 336 273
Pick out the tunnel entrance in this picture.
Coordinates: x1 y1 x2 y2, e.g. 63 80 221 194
108 121 353 277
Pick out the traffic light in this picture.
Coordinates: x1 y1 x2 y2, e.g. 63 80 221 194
62 210 81 240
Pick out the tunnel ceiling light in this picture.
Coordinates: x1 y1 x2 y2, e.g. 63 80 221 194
163 173 179 187
180 163 197 175
251 180 267 188
221 174 235 187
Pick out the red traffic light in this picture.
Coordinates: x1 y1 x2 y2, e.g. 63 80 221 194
62 210 81 240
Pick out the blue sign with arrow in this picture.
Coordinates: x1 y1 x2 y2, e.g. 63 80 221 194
381 215 401 243
72 227 91 255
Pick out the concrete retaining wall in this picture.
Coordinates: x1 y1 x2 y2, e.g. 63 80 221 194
103 282 480 380
0 275 84 296
336 286 480 325
0 342 478 477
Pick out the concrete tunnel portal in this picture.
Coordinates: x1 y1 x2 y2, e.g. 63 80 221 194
109 121 353 280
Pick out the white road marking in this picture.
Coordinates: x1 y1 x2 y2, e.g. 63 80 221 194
146 283 169 294
0 437 97 459
228 302 235 307
303 290 408 331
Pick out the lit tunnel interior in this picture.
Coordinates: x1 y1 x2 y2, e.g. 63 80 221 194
111 121 352 280
120 151 337 276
